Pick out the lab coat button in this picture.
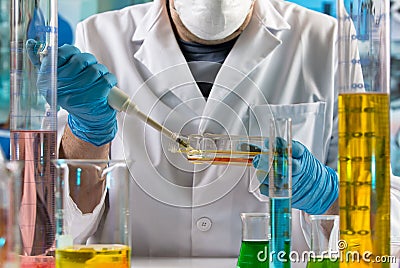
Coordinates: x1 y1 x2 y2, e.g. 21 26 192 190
196 217 212 232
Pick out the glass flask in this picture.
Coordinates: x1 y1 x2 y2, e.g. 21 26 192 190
9 0 58 262
306 215 340 268
0 161 23 268
237 213 270 268
53 159 131 268
337 0 391 267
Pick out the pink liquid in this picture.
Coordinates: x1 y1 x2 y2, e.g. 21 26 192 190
1 195 18 266
20 255 55 268
0 208 7 263
10 130 57 256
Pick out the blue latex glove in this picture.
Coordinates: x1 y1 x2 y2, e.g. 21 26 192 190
26 39 117 146
252 139 338 215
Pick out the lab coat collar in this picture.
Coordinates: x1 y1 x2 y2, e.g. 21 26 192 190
208 0 291 102
131 0 205 112
130 0 292 111
255 0 291 31
130 0 292 74
131 0 166 42
131 0 187 72
131 0 291 40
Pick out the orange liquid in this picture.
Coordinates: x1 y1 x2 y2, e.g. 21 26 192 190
186 149 263 166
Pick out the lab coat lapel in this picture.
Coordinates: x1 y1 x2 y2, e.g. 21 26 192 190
212 2 288 98
199 0 291 134
131 1 206 116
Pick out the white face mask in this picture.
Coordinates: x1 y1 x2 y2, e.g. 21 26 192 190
173 0 254 41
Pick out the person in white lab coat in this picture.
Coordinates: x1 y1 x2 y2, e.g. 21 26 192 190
39 0 400 266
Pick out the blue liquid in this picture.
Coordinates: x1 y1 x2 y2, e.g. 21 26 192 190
270 197 291 268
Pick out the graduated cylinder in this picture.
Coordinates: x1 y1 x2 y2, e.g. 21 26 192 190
10 0 58 263
337 0 391 267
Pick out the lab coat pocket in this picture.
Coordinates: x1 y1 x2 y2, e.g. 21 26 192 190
249 102 327 160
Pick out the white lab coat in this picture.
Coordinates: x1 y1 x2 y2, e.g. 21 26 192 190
58 0 400 266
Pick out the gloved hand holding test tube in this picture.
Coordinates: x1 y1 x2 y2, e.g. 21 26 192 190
253 138 339 215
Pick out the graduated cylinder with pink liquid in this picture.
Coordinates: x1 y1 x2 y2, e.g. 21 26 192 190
9 0 58 267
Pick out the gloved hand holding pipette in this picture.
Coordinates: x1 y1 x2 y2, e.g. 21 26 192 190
253 139 338 215
26 40 118 146
27 40 189 149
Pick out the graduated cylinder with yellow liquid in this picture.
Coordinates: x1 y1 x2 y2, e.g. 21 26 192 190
337 0 391 267
338 93 390 267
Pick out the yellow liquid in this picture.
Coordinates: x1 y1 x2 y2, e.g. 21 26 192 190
56 244 130 268
338 93 390 268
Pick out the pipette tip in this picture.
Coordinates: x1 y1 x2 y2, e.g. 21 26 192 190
176 137 189 148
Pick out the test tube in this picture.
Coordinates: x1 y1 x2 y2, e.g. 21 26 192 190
337 0 391 266
9 0 58 263
269 118 292 268
173 134 266 166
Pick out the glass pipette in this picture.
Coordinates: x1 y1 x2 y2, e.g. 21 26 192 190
107 86 189 148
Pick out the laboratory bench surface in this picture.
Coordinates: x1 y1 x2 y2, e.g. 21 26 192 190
131 257 400 268
131 257 237 268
